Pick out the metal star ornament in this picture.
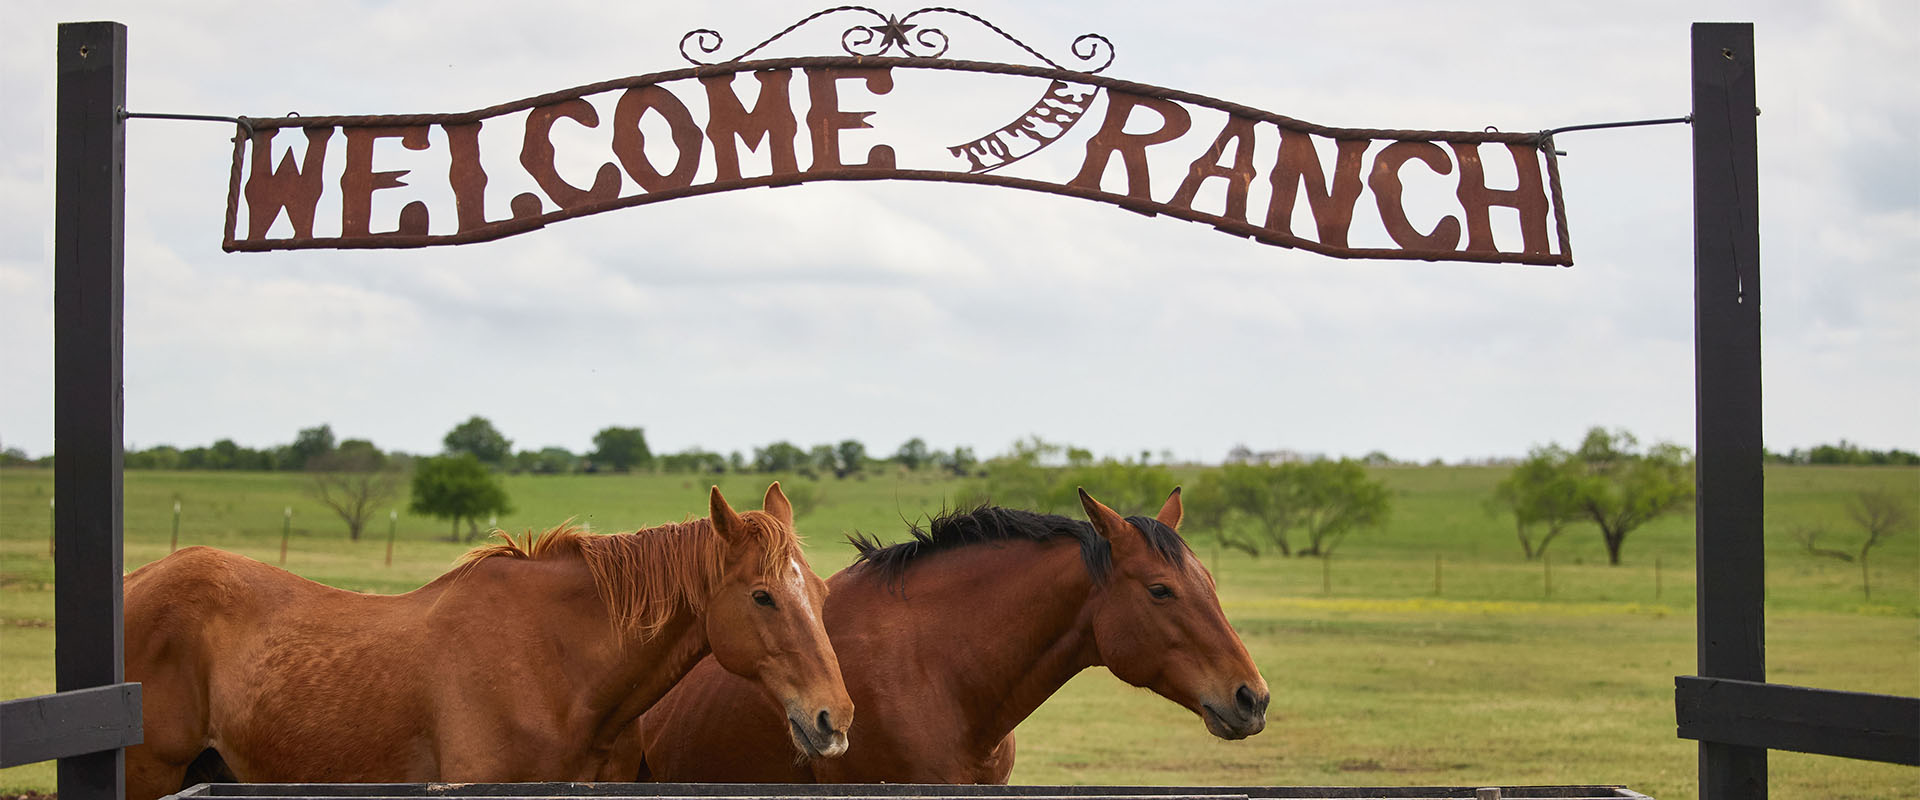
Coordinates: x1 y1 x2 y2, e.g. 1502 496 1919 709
873 14 917 53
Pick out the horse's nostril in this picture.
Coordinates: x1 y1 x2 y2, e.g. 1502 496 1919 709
1235 684 1260 715
817 709 833 734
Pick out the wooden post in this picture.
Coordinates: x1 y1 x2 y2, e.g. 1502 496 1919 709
53 20 128 800
1656 556 1663 600
1692 21 1767 799
280 506 292 565
169 500 180 553
385 509 397 567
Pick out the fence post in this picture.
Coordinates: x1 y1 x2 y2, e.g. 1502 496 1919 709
1692 22 1767 799
385 509 397 567
280 506 292 565
169 500 180 553
52 21 129 800
1656 556 1663 600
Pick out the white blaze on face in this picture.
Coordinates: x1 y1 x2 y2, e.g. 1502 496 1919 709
788 558 819 626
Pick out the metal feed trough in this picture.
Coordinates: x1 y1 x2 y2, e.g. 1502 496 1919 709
164 785 1655 800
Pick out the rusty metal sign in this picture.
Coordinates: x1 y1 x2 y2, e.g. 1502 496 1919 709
222 7 1573 266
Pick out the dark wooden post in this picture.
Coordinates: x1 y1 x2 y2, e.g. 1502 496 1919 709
54 20 129 800
1691 22 1766 800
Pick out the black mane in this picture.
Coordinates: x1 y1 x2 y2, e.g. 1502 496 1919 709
846 505 1188 589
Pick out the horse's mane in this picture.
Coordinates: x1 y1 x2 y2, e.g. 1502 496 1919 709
846 505 1187 588
455 515 796 641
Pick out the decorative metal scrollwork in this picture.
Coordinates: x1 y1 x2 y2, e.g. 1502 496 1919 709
680 6 1114 73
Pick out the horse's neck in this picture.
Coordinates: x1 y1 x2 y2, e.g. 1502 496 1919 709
570 529 719 751
845 539 1100 755
582 610 708 750
440 548 712 758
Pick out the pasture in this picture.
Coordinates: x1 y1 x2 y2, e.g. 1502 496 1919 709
2 464 1915 798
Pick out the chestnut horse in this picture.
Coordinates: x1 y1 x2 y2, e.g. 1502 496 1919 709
123 483 851 799
632 487 1269 783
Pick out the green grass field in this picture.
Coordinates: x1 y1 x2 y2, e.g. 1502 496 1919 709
2 465 1915 798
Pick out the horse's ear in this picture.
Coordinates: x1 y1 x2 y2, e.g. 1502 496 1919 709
710 485 747 543
1077 487 1128 541
1156 486 1184 531
763 481 794 529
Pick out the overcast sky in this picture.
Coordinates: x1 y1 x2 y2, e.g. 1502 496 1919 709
2 0 1913 465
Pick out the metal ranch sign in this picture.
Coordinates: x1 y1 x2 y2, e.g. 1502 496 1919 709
223 8 1573 266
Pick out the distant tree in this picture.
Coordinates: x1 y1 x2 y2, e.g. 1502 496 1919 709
1293 459 1391 557
834 439 868 478
892 438 931 471
804 444 836 478
126 445 183 470
1051 459 1173 517
1847 489 1916 600
444 416 512 466
1570 428 1694 565
1361 450 1396 466
1488 445 1586 560
1184 473 1262 557
781 480 826 518
1215 463 1302 556
199 439 276 471
753 441 808 473
728 451 747 472
514 446 578 475
1 447 32 467
590 427 652 472
1066 447 1095 468
409 454 513 541
936 446 978 477
958 438 1063 510
306 439 400 541
660 448 727 474
286 424 336 471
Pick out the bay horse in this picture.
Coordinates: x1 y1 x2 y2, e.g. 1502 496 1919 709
123 483 852 799
631 487 1270 783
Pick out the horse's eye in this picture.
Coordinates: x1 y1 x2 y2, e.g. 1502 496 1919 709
752 590 776 608
1148 584 1175 600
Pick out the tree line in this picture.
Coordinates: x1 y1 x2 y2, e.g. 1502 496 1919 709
60 416 978 479
956 437 1396 560
202 416 984 545
1765 441 1920 466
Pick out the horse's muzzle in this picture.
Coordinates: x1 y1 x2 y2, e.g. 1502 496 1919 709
1201 683 1269 740
787 708 850 759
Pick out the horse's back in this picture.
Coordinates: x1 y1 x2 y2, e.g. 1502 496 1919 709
125 547 430 792
126 546 332 667
125 547 290 798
